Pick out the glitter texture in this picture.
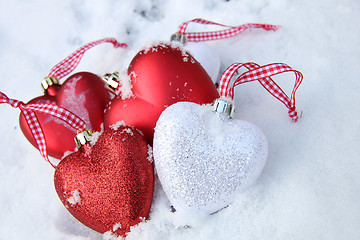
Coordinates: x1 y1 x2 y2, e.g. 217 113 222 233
54 126 154 237
153 102 268 216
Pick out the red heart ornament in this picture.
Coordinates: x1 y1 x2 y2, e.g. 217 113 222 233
54 126 154 237
19 72 110 159
104 43 219 144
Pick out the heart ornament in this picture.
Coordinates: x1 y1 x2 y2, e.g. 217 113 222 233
104 42 220 144
54 125 154 237
1 91 154 237
153 100 268 215
19 72 110 159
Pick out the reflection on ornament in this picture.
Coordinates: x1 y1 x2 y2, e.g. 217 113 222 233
19 72 110 159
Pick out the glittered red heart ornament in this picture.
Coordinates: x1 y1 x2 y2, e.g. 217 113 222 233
19 72 110 159
104 43 219 144
54 125 154 237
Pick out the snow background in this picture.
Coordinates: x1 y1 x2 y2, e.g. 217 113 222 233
0 0 359 239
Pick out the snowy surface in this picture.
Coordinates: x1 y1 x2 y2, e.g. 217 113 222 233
0 0 359 239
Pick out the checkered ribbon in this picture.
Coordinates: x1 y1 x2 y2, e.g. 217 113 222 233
218 62 303 122
0 91 87 167
177 18 280 42
47 38 128 80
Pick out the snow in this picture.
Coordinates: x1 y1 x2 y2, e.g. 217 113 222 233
110 121 126 131
0 0 359 239
68 190 81 206
114 71 133 99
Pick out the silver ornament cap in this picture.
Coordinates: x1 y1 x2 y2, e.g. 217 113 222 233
170 33 187 45
41 76 59 92
75 129 92 148
212 98 235 118
102 71 120 94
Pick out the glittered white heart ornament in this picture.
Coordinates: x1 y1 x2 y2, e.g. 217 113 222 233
153 100 268 215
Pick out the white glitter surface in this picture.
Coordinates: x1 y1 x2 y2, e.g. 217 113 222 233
153 102 268 216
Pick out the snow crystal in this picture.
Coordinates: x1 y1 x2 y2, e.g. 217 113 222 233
89 130 103 146
114 71 134 100
102 223 124 240
112 223 122 232
120 128 134 136
140 40 163 54
110 121 126 131
103 231 124 240
62 150 76 159
67 190 81 206
147 145 153 163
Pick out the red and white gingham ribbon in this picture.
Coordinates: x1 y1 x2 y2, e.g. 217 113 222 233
218 62 303 122
47 38 128 80
0 91 87 167
177 18 280 42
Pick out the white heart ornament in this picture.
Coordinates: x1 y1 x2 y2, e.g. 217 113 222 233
153 100 268 216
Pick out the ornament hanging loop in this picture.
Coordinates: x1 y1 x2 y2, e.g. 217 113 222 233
47 38 128 81
177 18 280 42
212 98 235 118
218 62 303 122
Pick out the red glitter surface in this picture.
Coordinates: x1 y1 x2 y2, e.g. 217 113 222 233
54 126 154 237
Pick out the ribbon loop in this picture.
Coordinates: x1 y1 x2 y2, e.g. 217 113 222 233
218 62 303 122
0 93 25 109
177 18 280 42
47 38 128 80
0 91 87 167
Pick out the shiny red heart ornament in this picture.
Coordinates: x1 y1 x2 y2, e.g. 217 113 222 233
19 72 110 159
104 43 219 144
54 126 154 237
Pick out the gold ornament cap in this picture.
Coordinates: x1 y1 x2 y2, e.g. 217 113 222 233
102 71 120 94
170 33 187 45
74 129 93 148
41 76 60 92
212 98 235 118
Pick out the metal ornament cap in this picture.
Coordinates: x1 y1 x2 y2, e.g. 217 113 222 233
41 76 60 92
170 32 187 45
102 71 120 94
212 98 235 118
75 129 93 148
